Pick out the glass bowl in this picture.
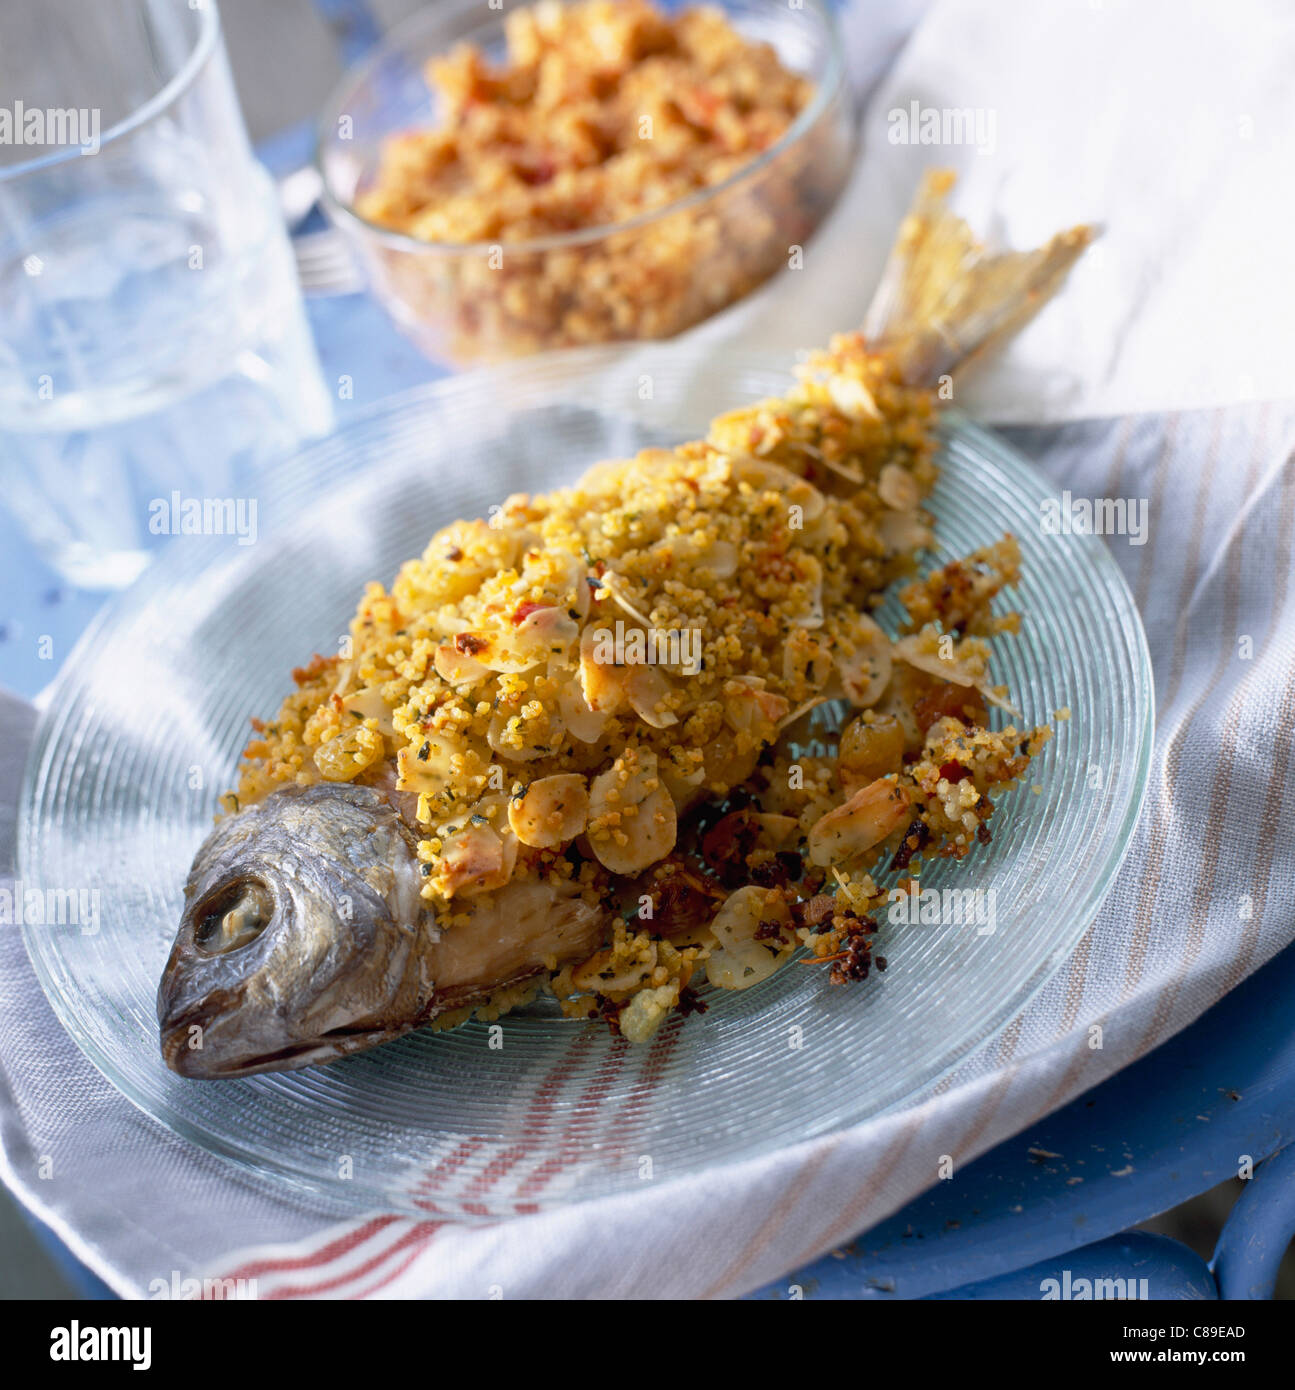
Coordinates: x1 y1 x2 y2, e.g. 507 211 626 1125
18 346 1153 1217
316 0 854 366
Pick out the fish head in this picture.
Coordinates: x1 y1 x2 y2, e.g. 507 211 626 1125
158 783 431 1078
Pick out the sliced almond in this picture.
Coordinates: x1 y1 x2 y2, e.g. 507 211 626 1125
439 821 518 898
588 748 678 875
834 613 893 707
508 773 589 849
808 776 912 867
338 686 396 737
434 643 490 686
878 463 921 511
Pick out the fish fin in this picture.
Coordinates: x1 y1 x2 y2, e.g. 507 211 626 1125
863 169 1098 384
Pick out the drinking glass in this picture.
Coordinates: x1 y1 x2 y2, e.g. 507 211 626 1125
0 0 332 589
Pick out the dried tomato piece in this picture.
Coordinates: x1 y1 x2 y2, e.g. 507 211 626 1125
511 600 549 626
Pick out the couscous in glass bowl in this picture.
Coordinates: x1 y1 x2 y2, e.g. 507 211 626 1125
317 0 854 366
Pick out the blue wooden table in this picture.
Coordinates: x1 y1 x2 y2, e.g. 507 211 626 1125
755 934 1295 1300
8 4 1293 1302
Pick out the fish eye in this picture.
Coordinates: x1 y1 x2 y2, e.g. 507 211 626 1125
193 879 274 955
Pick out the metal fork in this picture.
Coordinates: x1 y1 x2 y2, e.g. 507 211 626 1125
293 227 365 296
276 165 365 296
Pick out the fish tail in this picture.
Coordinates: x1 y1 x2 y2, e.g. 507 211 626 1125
862 169 1098 385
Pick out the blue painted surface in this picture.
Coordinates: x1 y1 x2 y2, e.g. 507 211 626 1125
1213 1141 1295 1301
921 1233 1217 1302
23 1209 117 1301
311 0 383 71
750 936 1295 1299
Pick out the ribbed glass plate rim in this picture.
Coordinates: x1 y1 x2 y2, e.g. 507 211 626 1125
18 347 1155 1213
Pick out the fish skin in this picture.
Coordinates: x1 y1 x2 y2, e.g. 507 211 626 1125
158 783 610 1078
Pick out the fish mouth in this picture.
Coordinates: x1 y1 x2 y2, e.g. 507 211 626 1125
158 989 250 1077
158 968 411 1079
161 1033 336 1079
160 1015 414 1079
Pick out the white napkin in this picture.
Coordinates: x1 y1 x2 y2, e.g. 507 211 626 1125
3 0 1295 1300
693 0 1295 424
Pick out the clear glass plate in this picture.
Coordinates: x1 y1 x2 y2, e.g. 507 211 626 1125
19 347 1154 1217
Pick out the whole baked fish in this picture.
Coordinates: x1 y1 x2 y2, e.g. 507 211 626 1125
159 172 1091 1078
